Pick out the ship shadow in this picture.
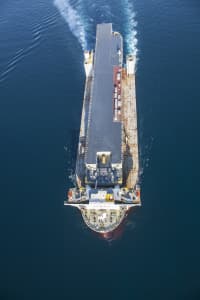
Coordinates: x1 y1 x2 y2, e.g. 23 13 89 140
122 142 133 186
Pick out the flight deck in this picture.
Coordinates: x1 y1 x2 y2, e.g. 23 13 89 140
85 23 122 165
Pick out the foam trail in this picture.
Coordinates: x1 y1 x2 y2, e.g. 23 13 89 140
54 0 87 50
123 0 138 69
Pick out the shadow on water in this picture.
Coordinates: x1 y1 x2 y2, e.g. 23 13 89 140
64 129 79 189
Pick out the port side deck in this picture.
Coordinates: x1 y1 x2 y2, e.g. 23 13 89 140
85 23 123 165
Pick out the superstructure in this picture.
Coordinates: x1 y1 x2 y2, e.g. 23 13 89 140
65 23 141 233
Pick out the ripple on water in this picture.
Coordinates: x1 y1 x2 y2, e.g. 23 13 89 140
0 10 58 84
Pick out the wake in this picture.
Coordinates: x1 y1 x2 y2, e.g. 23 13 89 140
54 0 87 49
54 0 138 60
123 0 138 56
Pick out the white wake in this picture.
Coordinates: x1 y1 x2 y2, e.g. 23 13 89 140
54 0 87 50
123 0 138 56
54 0 138 64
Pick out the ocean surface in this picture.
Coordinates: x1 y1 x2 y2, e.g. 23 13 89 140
0 0 200 299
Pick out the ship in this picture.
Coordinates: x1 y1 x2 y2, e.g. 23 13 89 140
65 23 141 233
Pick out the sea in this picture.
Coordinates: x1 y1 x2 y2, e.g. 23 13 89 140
0 0 200 299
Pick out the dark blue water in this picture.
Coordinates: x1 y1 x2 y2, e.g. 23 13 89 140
1 0 200 299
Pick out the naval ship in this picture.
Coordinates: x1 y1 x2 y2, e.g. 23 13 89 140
65 23 141 233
